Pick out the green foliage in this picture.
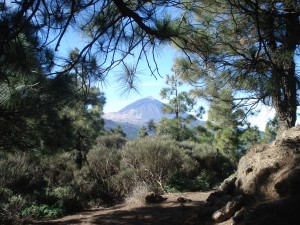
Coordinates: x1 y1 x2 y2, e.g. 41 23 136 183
166 142 235 192
156 118 195 141
206 89 245 130
86 144 123 204
0 153 44 194
0 19 106 154
147 119 157 135
192 125 214 144
213 128 239 160
189 143 235 185
138 126 148 138
263 115 279 143
0 188 26 224
165 172 210 193
0 151 96 221
204 89 261 163
110 125 126 138
239 126 261 151
95 134 127 149
22 204 64 220
45 186 82 213
121 138 186 193
174 0 299 128
0 135 237 223
159 69 204 141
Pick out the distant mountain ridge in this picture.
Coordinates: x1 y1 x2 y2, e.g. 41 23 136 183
103 96 204 138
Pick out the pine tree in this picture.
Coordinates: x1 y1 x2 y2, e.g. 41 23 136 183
138 126 148 138
147 119 157 135
262 115 279 143
111 125 126 138
159 69 204 141
206 89 260 163
173 0 300 132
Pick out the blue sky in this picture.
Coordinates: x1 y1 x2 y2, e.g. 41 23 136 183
58 28 277 131
99 48 277 131
97 44 277 131
100 47 176 113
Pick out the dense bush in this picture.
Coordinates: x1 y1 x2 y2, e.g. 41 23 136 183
121 138 188 193
22 204 64 220
0 153 44 194
166 142 235 192
0 187 26 224
0 151 94 223
95 134 126 149
87 145 123 204
190 143 235 186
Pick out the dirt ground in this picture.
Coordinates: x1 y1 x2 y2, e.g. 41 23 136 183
33 192 217 225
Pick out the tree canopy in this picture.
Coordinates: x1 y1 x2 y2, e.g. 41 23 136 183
172 0 299 131
1 0 299 151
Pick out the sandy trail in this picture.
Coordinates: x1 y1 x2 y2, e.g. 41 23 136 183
33 192 213 225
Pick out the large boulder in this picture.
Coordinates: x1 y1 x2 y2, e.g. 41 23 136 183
184 126 300 225
235 126 300 200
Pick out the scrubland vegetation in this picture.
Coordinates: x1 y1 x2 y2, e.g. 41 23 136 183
1 95 274 224
0 135 236 224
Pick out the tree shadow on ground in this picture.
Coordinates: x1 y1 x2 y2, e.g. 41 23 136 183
34 200 206 225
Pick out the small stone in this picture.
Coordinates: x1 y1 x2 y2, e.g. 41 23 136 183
220 176 237 194
212 210 227 223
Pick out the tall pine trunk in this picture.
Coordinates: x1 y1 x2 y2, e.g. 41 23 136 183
272 11 298 133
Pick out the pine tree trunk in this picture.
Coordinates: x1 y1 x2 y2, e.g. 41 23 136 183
273 66 297 133
273 11 298 134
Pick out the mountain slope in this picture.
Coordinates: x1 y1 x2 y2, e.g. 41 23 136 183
103 96 173 124
103 96 204 138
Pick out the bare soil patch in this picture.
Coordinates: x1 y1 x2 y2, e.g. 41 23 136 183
33 192 213 225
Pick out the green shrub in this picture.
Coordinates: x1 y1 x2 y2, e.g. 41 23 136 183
0 188 26 224
191 143 235 186
95 134 126 149
121 138 187 193
0 153 44 194
45 186 83 212
22 204 64 219
86 145 122 204
165 171 210 193
111 167 136 197
41 152 78 188
165 142 235 192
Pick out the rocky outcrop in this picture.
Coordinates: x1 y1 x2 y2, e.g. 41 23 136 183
212 198 243 223
184 126 300 225
236 126 300 200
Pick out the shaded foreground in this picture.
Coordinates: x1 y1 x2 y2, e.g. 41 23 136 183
33 192 213 225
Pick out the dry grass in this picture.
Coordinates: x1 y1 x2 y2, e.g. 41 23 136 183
125 183 149 205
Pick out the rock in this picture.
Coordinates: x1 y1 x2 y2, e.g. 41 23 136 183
206 191 231 208
220 175 237 194
235 126 300 200
236 194 300 225
177 197 192 203
145 193 167 204
212 210 227 223
212 199 243 223
232 207 247 225
185 126 300 225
